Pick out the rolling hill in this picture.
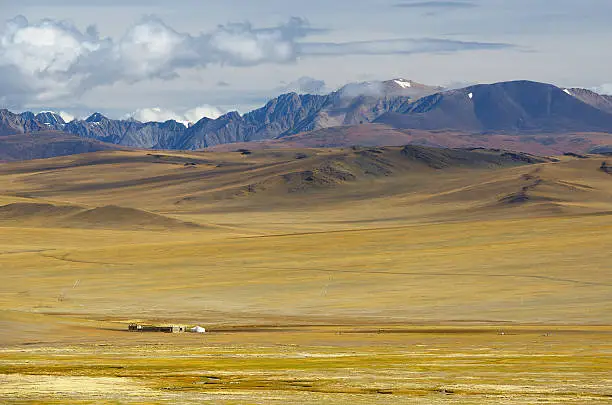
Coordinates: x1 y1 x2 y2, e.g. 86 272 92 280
0 202 200 230
1 146 609 221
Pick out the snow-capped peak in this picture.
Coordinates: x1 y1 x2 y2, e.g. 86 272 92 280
563 88 572 96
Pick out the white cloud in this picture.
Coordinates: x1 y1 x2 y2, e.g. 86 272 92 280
131 107 183 123
183 105 223 122
58 110 75 122
0 16 99 103
130 105 223 125
0 16 314 108
279 76 328 94
0 14 512 110
2 17 98 75
593 84 612 95
209 21 297 65
339 81 386 98
113 18 188 80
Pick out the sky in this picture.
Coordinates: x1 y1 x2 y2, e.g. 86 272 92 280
0 0 611 122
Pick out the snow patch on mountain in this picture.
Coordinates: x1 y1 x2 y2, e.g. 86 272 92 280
394 79 412 88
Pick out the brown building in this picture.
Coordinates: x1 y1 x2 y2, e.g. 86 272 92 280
128 324 185 333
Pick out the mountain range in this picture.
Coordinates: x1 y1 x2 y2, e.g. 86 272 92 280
1 79 612 160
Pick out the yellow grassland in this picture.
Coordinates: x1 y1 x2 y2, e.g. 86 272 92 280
0 148 610 403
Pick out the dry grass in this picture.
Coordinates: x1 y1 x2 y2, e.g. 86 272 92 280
1 325 611 404
0 148 610 403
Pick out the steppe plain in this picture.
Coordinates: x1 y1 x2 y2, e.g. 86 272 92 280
0 146 610 403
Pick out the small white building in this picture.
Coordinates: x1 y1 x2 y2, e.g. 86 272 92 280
190 326 206 334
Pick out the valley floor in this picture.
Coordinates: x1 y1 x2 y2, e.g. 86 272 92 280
0 148 610 403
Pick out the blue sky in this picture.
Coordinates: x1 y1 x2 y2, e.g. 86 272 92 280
1 0 611 122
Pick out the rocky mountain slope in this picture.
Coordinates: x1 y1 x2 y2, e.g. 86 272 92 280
566 88 612 115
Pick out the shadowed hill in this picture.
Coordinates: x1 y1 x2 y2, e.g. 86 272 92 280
240 146 546 195
0 202 82 219
208 123 612 156
0 131 119 162
66 205 201 230
0 146 579 223
590 145 612 155
0 147 609 229
0 201 201 230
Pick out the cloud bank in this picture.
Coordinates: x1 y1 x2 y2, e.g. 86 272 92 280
0 16 314 108
0 15 511 108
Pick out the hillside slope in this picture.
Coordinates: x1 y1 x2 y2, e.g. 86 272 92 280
3 146 610 222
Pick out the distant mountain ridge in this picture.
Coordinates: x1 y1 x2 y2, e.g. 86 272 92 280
0 78 441 149
2 79 612 158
